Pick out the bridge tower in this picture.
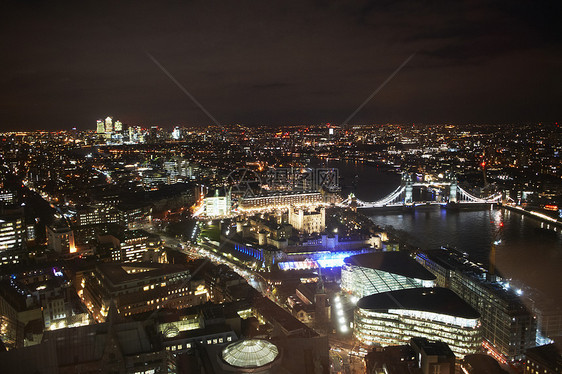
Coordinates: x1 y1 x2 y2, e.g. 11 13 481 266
449 173 458 203
349 192 358 212
403 173 413 204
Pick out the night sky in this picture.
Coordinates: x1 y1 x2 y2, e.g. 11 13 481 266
1 0 561 130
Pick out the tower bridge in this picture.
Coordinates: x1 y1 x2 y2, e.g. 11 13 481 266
341 172 502 209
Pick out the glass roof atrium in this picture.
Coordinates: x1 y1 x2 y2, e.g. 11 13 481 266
221 339 279 368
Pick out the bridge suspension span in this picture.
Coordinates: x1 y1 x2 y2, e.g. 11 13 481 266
340 173 502 208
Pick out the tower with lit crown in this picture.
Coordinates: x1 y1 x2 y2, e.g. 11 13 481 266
105 116 113 133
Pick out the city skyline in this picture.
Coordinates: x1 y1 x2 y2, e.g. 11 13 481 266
1 2 561 371
0 115 561 371
1 1 561 130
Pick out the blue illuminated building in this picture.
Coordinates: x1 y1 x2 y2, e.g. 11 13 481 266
234 242 264 261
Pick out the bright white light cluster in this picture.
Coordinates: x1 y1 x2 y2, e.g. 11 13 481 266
333 295 349 333
388 309 479 328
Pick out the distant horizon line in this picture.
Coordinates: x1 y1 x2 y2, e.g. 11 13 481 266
0 121 559 133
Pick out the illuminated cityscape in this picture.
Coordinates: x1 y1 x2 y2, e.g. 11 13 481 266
1 1 562 373
0 120 560 373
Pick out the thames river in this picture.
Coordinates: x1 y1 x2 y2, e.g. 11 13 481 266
324 159 562 304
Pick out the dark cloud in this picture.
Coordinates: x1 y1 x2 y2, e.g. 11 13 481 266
0 0 560 130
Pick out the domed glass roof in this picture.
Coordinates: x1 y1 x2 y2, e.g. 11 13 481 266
221 339 279 368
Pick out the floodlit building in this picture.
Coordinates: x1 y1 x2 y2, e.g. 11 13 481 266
341 252 436 298
354 287 481 358
239 191 327 210
288 207 325 234
204 188 231 217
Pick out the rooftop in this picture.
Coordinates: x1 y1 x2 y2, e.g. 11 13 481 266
525 343 562 368
344 252 436 281
462 354 509 374
410 337 455 357
357 287 480 319
221 339 279 368
97 262 189 285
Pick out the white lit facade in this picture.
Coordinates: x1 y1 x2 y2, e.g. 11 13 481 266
104 116 113 133
0 217 25 252
354 307 481 358
354 288 481 358
288 207 326 234
204 193 231 217
76 204 121 226
239 191 325 211
96 120 105 134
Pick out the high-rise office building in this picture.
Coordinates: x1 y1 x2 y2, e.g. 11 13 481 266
96 119 105 133
0 212 25 252
172 126 181 140
104 116 113 133
114 120 122 132
416 250 536 361
0 190 16 205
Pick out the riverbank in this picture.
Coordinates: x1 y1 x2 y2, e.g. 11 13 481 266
502 204 562 230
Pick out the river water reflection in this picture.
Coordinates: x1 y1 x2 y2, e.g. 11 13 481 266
323 159 562 303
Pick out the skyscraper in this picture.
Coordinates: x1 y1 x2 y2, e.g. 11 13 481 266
96 120 105 134
0 211 25 252
104 116 113 133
